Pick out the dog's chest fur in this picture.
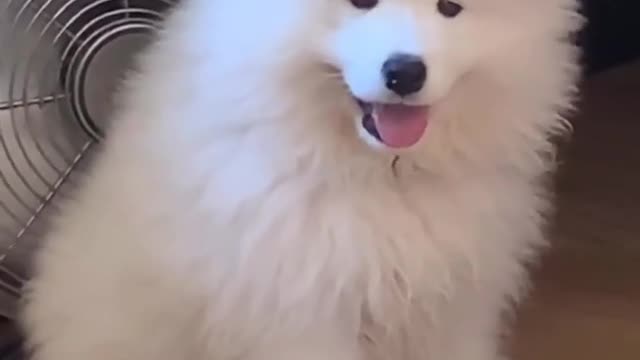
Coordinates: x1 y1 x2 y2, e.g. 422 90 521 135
30 134 543 360
160 160 542 359
59 123 544 359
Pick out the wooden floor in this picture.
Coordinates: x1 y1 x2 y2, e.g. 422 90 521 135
509 60 640 359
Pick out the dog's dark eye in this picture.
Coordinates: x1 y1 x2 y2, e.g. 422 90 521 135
437 0 464 18
350 0 378 10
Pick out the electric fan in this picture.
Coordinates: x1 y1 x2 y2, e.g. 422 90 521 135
0 0 177 321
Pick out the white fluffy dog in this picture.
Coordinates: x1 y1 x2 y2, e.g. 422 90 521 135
21 0 582 359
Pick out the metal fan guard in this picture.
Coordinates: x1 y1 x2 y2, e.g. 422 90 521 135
0 0 177 319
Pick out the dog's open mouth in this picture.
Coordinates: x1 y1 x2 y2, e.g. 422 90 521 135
356 99 430 149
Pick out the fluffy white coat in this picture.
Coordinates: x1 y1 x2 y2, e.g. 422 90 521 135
21 0 582 359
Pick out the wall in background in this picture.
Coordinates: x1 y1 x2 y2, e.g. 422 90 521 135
580 0 640 74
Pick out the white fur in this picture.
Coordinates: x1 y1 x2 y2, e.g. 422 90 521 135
21 0 583 359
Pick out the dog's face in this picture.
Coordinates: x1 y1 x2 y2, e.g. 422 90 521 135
205 0 580 168
319 0 580 153
327 0 485 151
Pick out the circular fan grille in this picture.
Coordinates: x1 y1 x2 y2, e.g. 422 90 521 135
0 0 177 318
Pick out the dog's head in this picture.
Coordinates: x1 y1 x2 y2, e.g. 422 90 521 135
197 0 582 173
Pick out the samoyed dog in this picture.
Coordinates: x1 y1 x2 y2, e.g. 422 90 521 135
22 0 582 359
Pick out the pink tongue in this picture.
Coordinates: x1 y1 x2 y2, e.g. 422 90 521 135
374 104 429 149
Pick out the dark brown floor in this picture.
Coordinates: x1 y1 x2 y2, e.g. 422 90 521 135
510 60 640 360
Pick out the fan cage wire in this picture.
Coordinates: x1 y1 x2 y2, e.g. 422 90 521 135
0 0 176 306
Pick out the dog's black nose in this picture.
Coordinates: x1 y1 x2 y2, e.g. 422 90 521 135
382 54 427 97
